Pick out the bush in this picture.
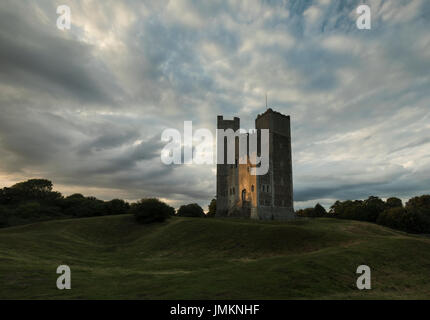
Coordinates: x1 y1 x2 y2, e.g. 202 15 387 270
177 203 205 217
131 198 173 224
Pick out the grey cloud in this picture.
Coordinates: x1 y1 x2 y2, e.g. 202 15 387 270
0 1 120 106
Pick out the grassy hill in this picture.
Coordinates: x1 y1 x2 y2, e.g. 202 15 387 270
0 215 429 299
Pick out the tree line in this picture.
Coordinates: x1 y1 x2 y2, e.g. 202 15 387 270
0 179 211 228
2 179 429 234
296 195 430 234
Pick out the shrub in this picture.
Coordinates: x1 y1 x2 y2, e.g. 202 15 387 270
177 203 205 217
131 198 173 224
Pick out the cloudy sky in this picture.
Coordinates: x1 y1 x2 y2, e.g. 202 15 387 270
0 0 429 210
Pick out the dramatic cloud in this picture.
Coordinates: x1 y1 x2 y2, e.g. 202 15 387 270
0 0 429 209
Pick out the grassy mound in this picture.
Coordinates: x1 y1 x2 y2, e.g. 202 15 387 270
0 215 429 299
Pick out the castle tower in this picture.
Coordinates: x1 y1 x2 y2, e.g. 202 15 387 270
216 116 240 216
216 109 294 220
255 108 294 219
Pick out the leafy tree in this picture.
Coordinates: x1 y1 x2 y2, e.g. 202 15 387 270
1 179 61 206
406 195 430 215
67 193 85 199
377 206 430 234
61 194 105 217
386 197 403 208
362 196 386 222
177 203 205 217
131 198 173 224
12 179 53 193
314 203 327 217
104 199 130 215
207 198 216 217
329 200 364 220
377 207 405 230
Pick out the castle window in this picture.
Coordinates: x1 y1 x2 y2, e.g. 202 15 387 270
242 189 246 201
262 185 265 192
267 185 270 193
251 185 254 192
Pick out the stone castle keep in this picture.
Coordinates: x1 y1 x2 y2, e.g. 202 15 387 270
216 108 294 220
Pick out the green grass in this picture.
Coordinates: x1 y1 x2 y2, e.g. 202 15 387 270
0 215 429 299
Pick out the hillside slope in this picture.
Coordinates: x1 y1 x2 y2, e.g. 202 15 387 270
0 215 429 299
